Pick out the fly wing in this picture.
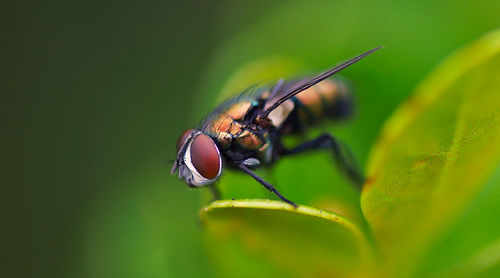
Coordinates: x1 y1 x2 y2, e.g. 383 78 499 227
201 47 382 131
258 46 382 120
262 78 309 127
265 78 309 104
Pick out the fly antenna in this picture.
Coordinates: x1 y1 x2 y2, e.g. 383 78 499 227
257 46 383 119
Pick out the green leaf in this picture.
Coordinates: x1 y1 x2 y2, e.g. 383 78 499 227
416 164 500 277
201 199 374 278
361 29 500 277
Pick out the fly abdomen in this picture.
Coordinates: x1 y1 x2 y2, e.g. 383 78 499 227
281 78 353 133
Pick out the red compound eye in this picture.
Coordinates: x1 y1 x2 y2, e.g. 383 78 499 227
190 134 221 179
177 129 195 152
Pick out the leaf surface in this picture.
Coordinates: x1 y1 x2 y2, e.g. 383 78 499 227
202 199 373 278
361 29 500 276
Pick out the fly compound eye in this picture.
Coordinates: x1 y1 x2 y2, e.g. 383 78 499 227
177 129 195 152
189 134 221 180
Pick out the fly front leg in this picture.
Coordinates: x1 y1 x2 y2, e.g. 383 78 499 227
238 164 297 208
281 133 364 188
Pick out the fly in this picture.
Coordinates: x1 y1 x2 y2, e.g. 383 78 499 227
171 47 382 207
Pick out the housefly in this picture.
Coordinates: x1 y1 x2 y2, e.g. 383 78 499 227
171 47 381 207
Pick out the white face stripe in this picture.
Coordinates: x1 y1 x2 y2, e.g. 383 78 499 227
182 133 222 187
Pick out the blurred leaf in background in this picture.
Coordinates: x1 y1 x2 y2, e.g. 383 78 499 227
362 29 500 277
2 0 499 277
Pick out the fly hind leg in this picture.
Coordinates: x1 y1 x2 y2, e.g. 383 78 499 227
282 133 364 188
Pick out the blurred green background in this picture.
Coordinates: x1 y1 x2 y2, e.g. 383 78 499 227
2 0 499 277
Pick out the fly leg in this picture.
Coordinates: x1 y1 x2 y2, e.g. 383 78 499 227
238 164 298 208
282 133 364 188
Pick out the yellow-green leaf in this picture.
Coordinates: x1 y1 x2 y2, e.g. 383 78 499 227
201 199 374 278
361 29 500 277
